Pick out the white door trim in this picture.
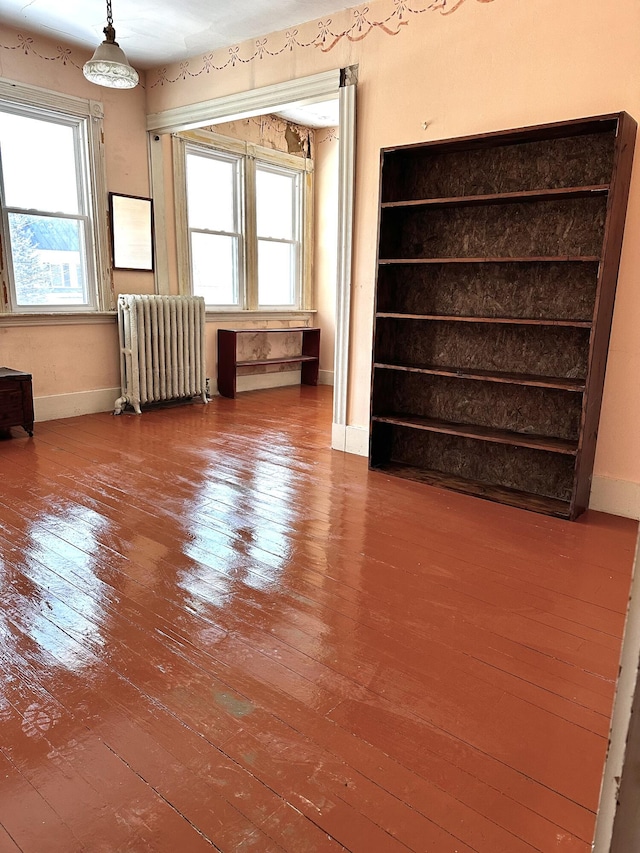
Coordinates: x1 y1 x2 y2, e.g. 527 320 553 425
593 536 640 851
332 80 355 434
146 70 341 133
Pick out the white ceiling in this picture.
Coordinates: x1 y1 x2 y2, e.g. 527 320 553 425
276 99 340 129
0 0 357 69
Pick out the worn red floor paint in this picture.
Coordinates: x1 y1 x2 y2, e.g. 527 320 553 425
0 385 636 852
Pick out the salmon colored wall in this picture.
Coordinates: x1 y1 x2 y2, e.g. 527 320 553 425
0 25 152 397
146 0 640 490
0 322 120 398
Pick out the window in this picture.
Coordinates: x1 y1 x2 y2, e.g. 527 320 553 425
186 148 243 307
177 133 311 312
256 164 300 307
0 82 109 314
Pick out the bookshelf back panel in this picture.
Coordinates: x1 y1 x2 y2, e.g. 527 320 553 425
382 425 576 501
372 370 582 440
381 130 616 201
379 197 607 259
376 261 599 321
375 318 590 378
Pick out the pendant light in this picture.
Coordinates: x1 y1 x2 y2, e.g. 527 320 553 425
83 0 139 89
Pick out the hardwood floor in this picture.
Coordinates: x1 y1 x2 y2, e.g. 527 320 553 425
0 385 636 852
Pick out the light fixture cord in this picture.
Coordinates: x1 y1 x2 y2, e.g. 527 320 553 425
106 0 113 27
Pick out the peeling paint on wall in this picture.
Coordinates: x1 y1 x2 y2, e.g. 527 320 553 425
203 114 314 158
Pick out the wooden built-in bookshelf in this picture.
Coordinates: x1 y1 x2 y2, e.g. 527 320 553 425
370 113 636 519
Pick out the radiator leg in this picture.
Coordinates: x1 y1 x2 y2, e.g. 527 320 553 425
113 395 128 415
201 390 208 405
114 395 143 415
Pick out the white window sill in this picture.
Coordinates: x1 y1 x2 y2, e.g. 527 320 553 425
0 312 117 327
0 308 316 327
205 309 316 323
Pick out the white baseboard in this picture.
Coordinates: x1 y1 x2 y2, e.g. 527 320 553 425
331 422 368 456
345 424 369 456
590 475 640 520
34 387 120 422
331 423 346 451
319 369 334 386
35 375 300 419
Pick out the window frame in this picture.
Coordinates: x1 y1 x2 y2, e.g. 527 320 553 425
254 159 303 310
0 78 111 315
174 129 313 314
185 145 245 310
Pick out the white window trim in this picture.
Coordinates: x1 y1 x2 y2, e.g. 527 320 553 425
0 77 112 315
255 159 302 311
186 144 245 310
173 128 313 314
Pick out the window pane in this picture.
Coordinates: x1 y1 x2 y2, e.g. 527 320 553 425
0 111 80 214
191 232 238 305
187 153 236 232
256 168 294 240
9 212 87 306
258 240 295 306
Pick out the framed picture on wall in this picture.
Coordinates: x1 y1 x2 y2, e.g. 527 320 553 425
109 192 154 271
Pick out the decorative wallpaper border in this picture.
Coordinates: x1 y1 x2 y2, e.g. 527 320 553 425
0 0 495 90
150 0 495 88
0 32 84 70
318 127 339 145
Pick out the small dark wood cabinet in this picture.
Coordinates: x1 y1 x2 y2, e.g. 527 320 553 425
370 113 637 519
0 368 34 436
217 327 320 399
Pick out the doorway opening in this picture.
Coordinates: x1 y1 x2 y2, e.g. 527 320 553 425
147 69 356 450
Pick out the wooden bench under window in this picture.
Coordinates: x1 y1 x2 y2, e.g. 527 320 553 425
217 327 320 398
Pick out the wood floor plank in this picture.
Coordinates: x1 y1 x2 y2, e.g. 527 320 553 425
0 496 608 756
0 385 635 852
0 520 596 849
0 640 229 852
0 466 620 675
0 484 618 732
0 524 576 846
0 824 22 853
0 559 441 851
0 611 337 853
0 751 85 853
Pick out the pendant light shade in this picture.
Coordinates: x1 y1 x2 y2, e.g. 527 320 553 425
83 1 138 89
